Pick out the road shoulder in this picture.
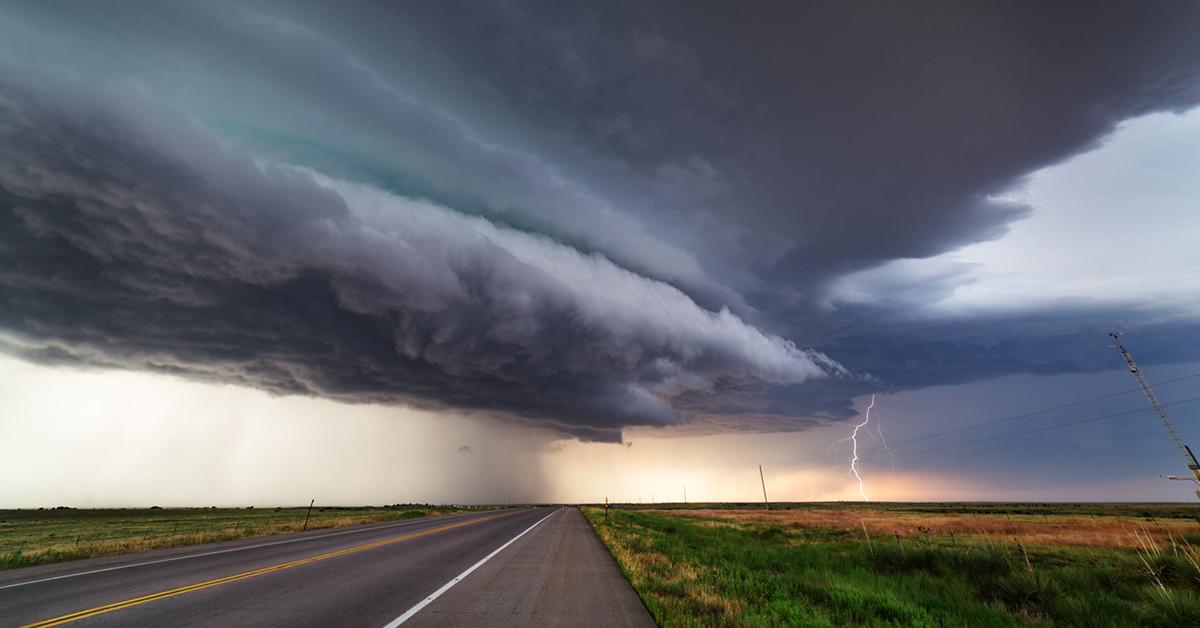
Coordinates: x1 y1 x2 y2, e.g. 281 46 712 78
406 507 655 627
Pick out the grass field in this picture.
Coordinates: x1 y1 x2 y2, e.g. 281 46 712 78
584 503 1200 627
0 504 475 570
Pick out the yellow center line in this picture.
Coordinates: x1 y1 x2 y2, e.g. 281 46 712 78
21 510 524 628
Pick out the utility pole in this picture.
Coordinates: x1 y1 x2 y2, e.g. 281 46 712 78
759 465 770 510
683 485 687 504
302 498 315 531
1111 332 1200 499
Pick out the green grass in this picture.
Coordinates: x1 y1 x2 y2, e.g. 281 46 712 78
583 507 1200 627
0 504 475 570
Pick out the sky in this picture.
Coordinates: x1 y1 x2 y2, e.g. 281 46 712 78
1 1 1199 505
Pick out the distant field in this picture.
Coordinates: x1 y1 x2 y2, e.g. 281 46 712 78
0 505 476 570
584 503 1200 626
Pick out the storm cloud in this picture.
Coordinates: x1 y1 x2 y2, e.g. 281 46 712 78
0 67 837 441
2 1 1200 440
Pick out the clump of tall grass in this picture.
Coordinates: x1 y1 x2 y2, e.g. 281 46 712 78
1130 526 1200 625
1132 526 1200 589
1139 588 1200 624
994 570 1062 613
1052 594 1117 626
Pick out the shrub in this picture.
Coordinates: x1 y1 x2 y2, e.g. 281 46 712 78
1147 554 1200 589
871 544 940 573
756 526 785 541
994 570 1062 613
1139 587 1200 626
950 546 1013 581
1053 595 1123 627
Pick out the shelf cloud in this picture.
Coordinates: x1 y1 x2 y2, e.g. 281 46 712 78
0 67 839 441
2 1 1200 443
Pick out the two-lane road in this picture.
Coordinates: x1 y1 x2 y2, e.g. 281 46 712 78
0 507 654 627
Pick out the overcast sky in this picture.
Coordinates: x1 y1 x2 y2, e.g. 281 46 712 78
2 1 1199 505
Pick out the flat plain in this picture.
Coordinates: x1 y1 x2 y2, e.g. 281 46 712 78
584 502 1200 627
0 504 473 570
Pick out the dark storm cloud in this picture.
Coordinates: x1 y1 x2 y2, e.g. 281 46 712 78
1 1 1199 438
352 0 1200 414
383 1 1200 276
287 1 1200 384
0 0 746 314
810 308 1200 391
0 67 838 442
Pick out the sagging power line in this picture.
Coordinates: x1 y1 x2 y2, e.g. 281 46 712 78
847 395 1200 466
794 370 1200 467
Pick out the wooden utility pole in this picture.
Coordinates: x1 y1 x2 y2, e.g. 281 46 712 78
302 499 315 531
759 465 770 510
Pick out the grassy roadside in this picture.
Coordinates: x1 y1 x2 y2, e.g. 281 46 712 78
0 505 475 570
583 505 1200 626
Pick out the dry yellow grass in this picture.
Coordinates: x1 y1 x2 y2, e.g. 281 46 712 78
11 520 318 565
652 507 1200 550
0 507 465 570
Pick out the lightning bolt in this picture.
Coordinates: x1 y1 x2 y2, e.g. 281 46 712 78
873 405 897 469
847 394 876 501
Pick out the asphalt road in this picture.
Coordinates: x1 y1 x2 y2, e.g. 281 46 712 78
0 507 654 627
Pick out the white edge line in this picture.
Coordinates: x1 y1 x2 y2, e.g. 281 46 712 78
383 507 563 627
0 509 507 591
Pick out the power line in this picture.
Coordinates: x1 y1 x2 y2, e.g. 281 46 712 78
820 372 1200 463
850 394 1200 465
